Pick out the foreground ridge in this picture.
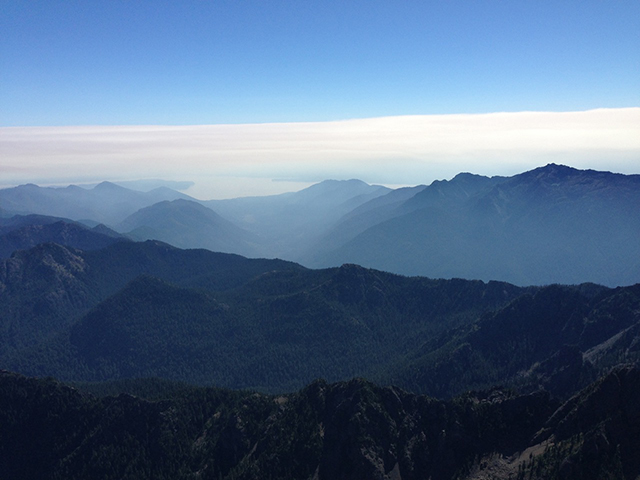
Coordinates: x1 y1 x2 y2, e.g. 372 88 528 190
1 367 639 480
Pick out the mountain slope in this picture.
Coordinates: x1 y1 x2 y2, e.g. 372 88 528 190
0 216 127 258
302 184 428 259
305 173 507 265
117 199 259 257
0 241 302 357
388 282 640 398
67 276 239 383
313 165 640 286
0 243 98 356
1 366 639 480
6 264 527 391
204 179 391 258
3 236 640 396
3 237 640 398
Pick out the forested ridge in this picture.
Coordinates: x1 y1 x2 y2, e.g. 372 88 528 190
0 187 639 478
1 241 639 397
2 366 639 479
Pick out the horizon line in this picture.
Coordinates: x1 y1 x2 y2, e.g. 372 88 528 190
2 107 639 129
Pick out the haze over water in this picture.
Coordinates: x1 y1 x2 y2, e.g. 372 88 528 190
1 1 638 197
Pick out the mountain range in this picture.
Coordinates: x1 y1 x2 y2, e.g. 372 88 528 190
0 181 191 226
1 164 638 286
2 365 639 480
1 162 640 478
203 178 391 259
307 164 640 286
1 239 638 398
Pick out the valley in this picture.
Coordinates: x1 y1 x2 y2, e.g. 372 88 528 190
1 164 639 479
2 164 639 287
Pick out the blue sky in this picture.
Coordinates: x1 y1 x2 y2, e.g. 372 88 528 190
1 1 639 198
2 0 638 126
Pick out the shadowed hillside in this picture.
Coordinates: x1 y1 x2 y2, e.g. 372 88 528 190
1 366 639 480
0 215 127 258
2 240 639 397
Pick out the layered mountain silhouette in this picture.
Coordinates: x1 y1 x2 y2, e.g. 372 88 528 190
0 181 194 226
2 165 638 286
0 163 638 479
203 178 391 258
307 164 640 286
0 242 525 392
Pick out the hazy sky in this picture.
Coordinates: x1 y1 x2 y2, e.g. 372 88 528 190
1 1 639 198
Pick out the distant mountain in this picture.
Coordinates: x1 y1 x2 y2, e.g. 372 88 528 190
0 179 391 259
310 164 640 287
1 365 639 480
303 174 504 261
0 215 127 258
82 179 195 192
0 181 195 226
204 179 391 258
4 166 639 288
117 199 259 257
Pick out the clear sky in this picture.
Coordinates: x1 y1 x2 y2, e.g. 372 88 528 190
1 1 639 198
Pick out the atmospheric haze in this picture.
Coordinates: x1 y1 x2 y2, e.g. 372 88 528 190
2 108 638 199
